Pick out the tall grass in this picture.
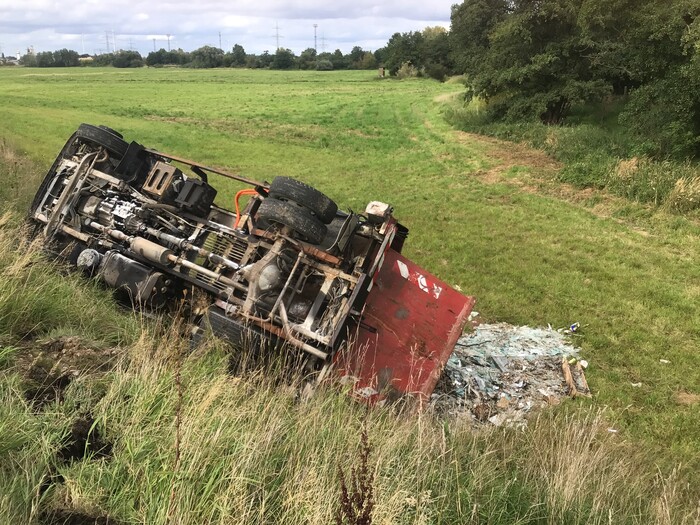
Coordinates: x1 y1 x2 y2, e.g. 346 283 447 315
0 372 69 523
0 213 695 523
0 213 139 345
29 331 696 524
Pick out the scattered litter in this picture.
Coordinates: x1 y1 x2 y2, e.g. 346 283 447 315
566 322 581 334
467 311 480 322
607 428 618 434
432 323 590 426
562 358 591 399
630 382 642 388
660 359 670 364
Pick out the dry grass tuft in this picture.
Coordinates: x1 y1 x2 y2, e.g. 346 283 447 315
614 157 639 180
664 175 700 213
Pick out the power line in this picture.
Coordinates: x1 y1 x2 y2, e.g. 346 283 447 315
218 31 222 50
166 34 171 51
320 33 327 53
313 24 318 53
273 22 283 51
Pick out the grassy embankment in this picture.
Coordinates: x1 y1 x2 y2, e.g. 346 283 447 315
0 68 698 523
445 94 700 215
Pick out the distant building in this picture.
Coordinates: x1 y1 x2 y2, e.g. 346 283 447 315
0 54 19 66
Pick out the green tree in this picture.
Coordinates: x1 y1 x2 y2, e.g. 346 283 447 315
230 44 246 67
256 51 274 68
19 53 37 67
52 49 80 67
34 51 54 67
271 48 296 69
348 46 365 68
384 32 424 75
617 1 700 157
421 26 453 80
146 49 167 66
92 53 115 66
330 49 349 70
373 47 387 66
112 50 143 68
452 0 609 123
297 48 317 70
190 45 224 68
316 52 334 70
450 0 508 77
359 52 377 70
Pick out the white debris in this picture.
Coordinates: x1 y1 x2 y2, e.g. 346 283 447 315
432 323 587 427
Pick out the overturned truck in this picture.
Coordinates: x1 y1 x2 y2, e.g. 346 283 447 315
29 124 475 403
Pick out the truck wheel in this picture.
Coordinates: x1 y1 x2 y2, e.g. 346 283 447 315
97 125 124 139
256 198 327 245
268 176 338 224
75 123 128 159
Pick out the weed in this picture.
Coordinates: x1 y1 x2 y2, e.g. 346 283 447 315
335 424 374 525
395 62 419 79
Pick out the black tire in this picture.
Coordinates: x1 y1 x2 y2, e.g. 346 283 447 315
97 125 124 139
75 123 128 159
268 176 338 224
256 198 327 245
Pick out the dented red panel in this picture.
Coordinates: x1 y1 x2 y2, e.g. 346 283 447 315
335 249 475 404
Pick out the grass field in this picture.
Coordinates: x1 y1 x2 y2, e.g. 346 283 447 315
0 67 699 523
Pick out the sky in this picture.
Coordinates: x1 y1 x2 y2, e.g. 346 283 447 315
0 0 455 58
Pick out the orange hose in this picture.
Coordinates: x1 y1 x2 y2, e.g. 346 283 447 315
234 189 258 229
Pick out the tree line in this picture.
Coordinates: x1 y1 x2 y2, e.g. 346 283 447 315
449 0 700 158
18 45 382 71
15 2 699 157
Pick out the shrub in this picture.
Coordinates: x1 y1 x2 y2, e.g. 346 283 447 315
395 61 418 79
424 63 449 82
619 69 700 159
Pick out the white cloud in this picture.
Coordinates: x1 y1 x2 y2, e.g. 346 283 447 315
0 0 455 56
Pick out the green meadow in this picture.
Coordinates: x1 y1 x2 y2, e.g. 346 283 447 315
0 67 698 523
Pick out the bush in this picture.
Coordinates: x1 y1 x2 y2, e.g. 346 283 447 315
395 61 418 79
424 63 449 82
316 59 333 71
620 70 700 159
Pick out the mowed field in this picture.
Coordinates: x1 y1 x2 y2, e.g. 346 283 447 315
0 67 699 523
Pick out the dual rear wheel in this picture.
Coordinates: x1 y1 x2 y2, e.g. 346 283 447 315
257 177 337 245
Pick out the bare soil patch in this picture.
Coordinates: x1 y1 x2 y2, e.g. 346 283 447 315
16 336 119 409
448 130 654 234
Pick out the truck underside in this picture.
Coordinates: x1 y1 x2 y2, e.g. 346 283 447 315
28 124 475 403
